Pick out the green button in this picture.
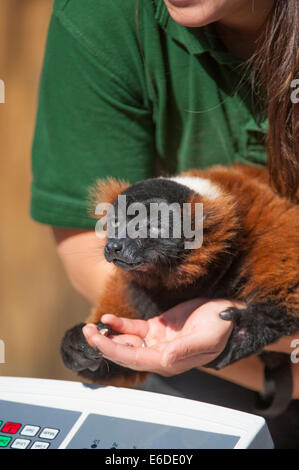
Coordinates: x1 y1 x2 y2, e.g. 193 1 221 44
0 421 2 427
0 435 12 447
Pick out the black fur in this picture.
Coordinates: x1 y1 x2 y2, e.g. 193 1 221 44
60 323 139 381
123 178 191 207
204 303 299 369
127 249 248 319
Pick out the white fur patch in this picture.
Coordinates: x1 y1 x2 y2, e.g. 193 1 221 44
169 176 221 200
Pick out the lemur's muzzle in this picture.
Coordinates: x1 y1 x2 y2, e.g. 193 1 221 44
104 239 143 270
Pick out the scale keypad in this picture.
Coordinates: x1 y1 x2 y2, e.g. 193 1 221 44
0 400 80 449
0 421 60 448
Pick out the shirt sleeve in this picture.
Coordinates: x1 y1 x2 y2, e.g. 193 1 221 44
31 0 156 229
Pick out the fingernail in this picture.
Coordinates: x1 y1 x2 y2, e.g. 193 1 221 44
101 314 111 323
83 324 96 337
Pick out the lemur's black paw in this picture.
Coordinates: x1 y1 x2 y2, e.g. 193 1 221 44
205 302 299 370
61 322 136 382
61 323 102 373
219 306 242 323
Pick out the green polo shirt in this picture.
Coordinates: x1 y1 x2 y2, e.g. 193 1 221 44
31 0 268 229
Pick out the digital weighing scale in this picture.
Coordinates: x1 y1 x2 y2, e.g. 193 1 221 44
0 377 273 449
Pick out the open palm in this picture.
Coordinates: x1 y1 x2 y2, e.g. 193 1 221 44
83 298 240 376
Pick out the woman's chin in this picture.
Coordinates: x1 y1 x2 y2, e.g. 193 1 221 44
164 0 221 28
166 10 217 28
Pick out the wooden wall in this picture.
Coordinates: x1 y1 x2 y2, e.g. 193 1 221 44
0 0 89 381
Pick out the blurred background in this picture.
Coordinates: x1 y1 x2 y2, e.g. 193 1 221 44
0 0 89 381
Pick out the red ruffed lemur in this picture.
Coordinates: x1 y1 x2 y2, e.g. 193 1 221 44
61 163 299 388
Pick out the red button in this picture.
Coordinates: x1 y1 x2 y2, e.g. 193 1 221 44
1 422 22 434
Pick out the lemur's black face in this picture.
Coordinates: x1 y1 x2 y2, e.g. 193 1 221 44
104 179 193 271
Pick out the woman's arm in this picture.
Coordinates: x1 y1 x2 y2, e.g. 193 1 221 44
264 333 299 355
202 330 299 397
52 227 114 304
200 327 299 397
198 356 265 393
203 353 299 400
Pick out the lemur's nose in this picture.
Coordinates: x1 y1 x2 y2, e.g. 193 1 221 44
105 240 123 259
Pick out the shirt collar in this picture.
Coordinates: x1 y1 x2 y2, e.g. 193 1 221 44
154 0 244 65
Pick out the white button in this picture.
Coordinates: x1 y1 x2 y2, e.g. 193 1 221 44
11 439 31 449
21 425 40 437
31 441 50 449
39 428 59 440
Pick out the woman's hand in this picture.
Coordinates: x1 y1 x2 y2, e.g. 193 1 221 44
83 298 245 377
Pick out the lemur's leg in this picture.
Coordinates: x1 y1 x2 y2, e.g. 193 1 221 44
60 273 148 386
204 302 299 370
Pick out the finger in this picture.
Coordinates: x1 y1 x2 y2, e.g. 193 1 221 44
82 324 99 347
83 324 146 353
100 314 149 338
88 332 161 371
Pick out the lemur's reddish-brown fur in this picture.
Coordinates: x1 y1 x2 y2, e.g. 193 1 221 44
86 163 299 387
189 164 299 314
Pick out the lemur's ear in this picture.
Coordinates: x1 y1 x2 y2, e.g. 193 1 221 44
88 178 130 218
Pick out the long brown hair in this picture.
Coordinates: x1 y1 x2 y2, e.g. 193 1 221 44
251 0 299 202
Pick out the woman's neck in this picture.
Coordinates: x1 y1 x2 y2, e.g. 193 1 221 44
215 0 275 59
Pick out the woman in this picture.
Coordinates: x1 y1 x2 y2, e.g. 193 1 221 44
31 0 299 447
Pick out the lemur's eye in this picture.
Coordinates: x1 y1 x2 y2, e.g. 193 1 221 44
149 225 160 236
111 220 120 228
149 225 170 237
